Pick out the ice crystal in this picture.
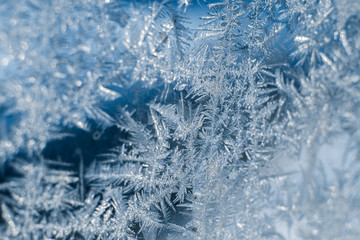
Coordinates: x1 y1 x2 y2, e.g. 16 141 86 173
1 0 360 239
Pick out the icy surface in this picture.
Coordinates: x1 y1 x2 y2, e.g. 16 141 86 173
0 0 360 239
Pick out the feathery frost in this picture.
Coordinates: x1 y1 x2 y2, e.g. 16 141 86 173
1 0 360 239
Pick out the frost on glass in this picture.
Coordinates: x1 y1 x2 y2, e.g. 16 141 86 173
0 0 360 239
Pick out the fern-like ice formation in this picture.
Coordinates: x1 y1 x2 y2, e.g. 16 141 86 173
1 0 360 239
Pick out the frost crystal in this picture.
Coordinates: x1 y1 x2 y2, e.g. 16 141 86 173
1 0 360 239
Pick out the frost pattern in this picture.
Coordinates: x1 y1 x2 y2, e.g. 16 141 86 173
1 0 360 239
